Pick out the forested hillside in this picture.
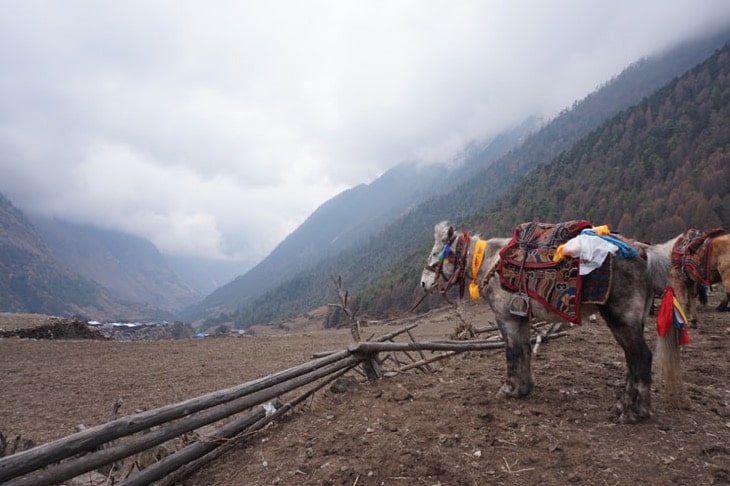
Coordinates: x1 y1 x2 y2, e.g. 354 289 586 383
361 42 730 317
473 48 730 239
202 34 730 330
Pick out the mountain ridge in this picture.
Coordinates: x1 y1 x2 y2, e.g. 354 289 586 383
214 29 730 329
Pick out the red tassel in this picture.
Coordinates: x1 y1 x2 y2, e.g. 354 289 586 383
656 286 674 338
656 286 691 346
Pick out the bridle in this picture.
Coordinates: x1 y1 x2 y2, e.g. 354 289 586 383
423 230 472 306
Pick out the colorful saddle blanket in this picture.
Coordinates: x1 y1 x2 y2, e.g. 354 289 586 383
671 228 726 284
497 220 611 325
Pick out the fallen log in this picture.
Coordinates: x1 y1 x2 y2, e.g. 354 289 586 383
117 405 269 486
7 356 362 486
6 398 274 486
0 349 354 483
144 361 360 486
396 351 457 373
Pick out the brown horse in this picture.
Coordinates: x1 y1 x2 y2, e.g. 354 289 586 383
664 230 730 327
420 221 682 423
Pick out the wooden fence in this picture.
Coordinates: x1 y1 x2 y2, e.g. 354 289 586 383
0 321 565 485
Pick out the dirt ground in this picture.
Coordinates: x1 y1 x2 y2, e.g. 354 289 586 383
1 289 729 486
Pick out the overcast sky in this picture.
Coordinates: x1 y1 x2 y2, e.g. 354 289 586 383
1 1 729 263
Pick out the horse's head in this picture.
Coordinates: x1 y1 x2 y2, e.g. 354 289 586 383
420 221 456 291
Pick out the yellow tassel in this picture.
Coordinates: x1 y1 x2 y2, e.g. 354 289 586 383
469 282 480 301
470 239 488 302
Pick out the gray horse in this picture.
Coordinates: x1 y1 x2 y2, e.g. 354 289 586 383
420 221 682 423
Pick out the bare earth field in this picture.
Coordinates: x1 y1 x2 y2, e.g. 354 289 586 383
1 290 729 486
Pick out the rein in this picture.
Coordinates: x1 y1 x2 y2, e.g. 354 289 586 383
425 231 472 306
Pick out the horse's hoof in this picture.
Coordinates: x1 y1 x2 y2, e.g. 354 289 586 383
496 385 513 399
497 383 520 398
612 404 650 423
610 403 623 419
616 412 640 424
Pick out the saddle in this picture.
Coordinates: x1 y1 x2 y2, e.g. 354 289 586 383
497 220 598 324
672 228 726 284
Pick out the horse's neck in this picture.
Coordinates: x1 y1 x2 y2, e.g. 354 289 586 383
466 236 509 278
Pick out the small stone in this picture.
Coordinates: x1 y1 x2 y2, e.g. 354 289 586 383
392 386 413 402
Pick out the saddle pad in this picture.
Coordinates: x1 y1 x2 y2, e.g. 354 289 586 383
498 256 582 323
498 220 593 324
582 255 612 305
672 228 726 284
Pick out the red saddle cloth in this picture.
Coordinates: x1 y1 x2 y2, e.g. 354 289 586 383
498 220 593 324
672 228 726 284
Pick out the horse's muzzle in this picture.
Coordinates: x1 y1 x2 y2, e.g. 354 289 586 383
420 269 437 292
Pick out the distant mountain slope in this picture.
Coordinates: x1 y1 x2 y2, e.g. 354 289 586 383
30 216 199 313
181 120 534 321
215 29 730 329
0 193 144 319
163 253 254 297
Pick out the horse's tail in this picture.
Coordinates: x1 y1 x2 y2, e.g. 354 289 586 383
645 242 689 407
653 287 690 408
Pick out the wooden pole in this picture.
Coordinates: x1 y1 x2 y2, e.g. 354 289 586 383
350 340 507 353
7 356 361 486
350 333 567 354
396 351 457 372
155 362 359 486
0 349 353 483
311 323 420 359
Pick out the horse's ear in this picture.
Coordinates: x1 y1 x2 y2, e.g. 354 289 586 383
447 226 454 239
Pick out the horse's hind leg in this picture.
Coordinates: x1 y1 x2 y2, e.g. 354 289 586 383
718 291 730 312
495 317 534 398
600 304 653 423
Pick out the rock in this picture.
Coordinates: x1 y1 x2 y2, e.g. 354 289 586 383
329 377 359 394
391 385 413 402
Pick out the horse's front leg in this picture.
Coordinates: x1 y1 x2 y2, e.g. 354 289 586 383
495 317 534 398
